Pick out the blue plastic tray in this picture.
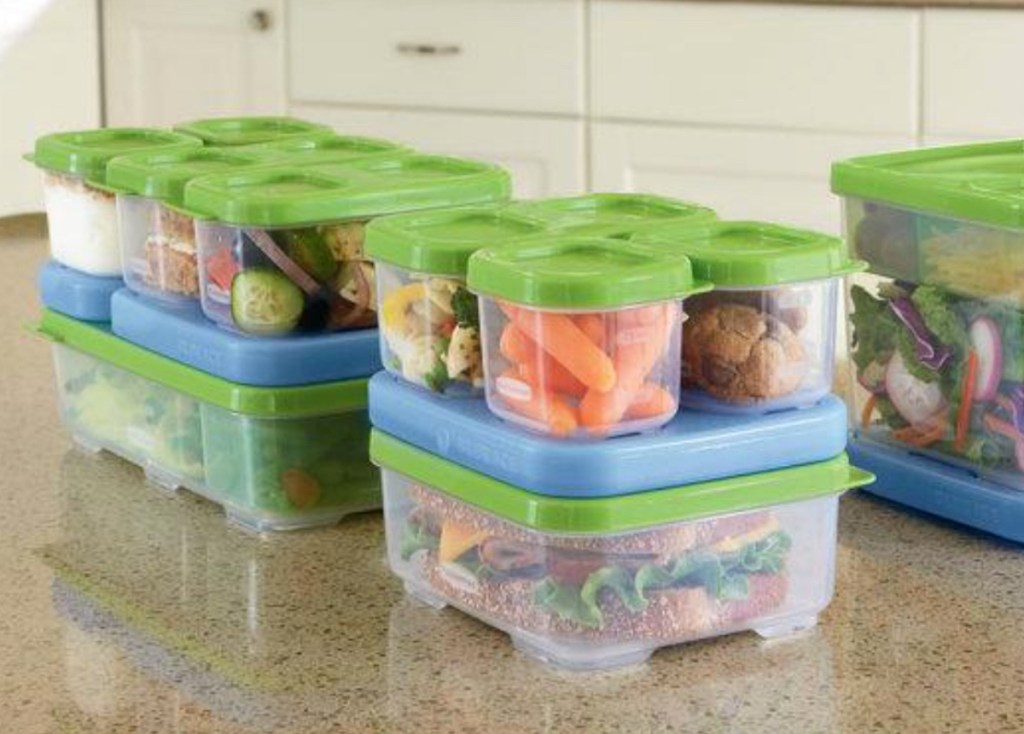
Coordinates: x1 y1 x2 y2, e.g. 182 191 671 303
849 439 1024 544
111 289 382 386
368 372 849 498
38 261 122 322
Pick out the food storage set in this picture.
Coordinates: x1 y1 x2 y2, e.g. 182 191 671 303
365 197 871 669
833 139 1024 543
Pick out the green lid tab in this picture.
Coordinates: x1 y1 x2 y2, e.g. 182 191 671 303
33 310 367 417
365 205 547 275
239 132 410 164
509 193 717 238
636 221 865 287
468 236 709 309
30 128 201 185
184 154 511 227
371 430 873 533
831 140 1024 229
173 116 332 147
106 147 272 207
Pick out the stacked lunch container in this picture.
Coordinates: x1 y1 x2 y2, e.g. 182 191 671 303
29 117 512 532
365 195 873 669
833 140 1024 543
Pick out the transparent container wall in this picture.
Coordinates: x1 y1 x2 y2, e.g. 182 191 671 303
681 281 837 414
478 296 683 439
52 344 205 488
200 404 379 531
376 262 482 396
118 195 200 303
382 469 837 670
41 172 120 276
195 218 376 336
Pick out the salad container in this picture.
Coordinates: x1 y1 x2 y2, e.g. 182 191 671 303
238 131 410 163
36 310 378 531
172 116 331 147
508 193 717 238
636 222 865 414
184 155 511 337
374 430 872 670
38 260 123 322
834 140 1024 494
29 128 201 276
468 237 709 439
367 206 548 395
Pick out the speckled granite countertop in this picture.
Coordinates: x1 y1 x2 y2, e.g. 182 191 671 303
2 214 1024 733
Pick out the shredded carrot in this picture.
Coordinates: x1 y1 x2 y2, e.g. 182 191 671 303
984 412 1020 442
861 394 878 430
954 350 979 452
892 411 948 448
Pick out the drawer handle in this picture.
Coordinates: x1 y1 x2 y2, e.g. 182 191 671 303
396 42 462 57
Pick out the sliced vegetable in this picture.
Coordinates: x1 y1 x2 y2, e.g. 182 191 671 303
205 247 239 292
885 351 947 427
888 296 953 371
438 522 487 563
282 229 338 282
955 350 979 452
969 317 1002 402
230 269 304 335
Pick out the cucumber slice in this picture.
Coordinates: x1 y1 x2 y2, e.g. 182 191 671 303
231 269 304 335
281 229 338 282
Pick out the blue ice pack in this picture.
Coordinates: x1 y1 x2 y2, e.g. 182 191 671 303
850 439 1024 544
368 372 849 497
111 289 382 386
38 261 122 322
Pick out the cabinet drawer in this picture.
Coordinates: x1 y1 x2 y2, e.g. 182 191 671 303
591 1 919 135
288 0 584 115
924 10 1024 138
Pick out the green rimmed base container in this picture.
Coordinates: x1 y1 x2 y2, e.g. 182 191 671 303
35 309 378 532
372 430 873 671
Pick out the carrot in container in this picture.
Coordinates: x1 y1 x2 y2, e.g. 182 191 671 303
495 367 578 437
499 324 587 397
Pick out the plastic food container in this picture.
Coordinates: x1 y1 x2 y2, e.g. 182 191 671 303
238 131 410 163
635 222 865 414
366 206 548 395
508 193 717 238
172 116 331 147
833 140 1024 494
36 309 378 531
468 237 709 439
29 128 201 276
184 155 511 336
373 430 872 670
37 260 122 322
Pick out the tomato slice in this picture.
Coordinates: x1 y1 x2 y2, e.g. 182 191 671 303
206 247 239 292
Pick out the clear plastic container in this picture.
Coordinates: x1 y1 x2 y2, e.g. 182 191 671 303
30 128 202 276
185 156 511 336
373 431 871 670
469 237 709 439
38 309 378 531
634 221 864 414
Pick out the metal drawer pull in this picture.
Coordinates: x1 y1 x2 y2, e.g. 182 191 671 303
396 42 462 57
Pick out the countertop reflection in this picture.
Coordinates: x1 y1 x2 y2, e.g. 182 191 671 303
3 215 1024 734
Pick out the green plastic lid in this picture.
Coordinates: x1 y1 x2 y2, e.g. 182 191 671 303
635 221 866 287
468 236 709 309
184 154 511 227
34 310 367 417
172 116 332 147
509 193 717 238
30 128 201 185
371 431 872 533
365 205 547 275
105 147 273 207
239 132 410 164
831 140 1024 229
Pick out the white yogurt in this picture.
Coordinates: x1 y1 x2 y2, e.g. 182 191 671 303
43 173 121 276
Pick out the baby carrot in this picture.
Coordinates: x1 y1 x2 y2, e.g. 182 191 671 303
573 313 607 351
500 324 586 397
510 309 617 392
495 367 579 437
624 383 677 420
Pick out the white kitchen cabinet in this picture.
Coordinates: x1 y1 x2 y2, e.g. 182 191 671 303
289 0 584 116
103 0 285 127
0 0 100 216
591 0 920 136
923 9 1024 138
290 105 586 199
591 122 915 233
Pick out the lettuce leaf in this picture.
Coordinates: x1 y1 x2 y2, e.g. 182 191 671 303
400 520 439 561
849 285 897 373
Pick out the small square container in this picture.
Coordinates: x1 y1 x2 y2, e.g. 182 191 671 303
468 236 710 439
37 260 123 322
366 206 548 395
635 222 866 414
35 309 378 531
373 430 872 670
172 116 332 147
184 155 511 336
833 140 1024 495
507 193 717 238
238 131 410 162
28 128 202 276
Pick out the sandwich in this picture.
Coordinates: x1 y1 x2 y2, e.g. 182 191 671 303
398 484 792 641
